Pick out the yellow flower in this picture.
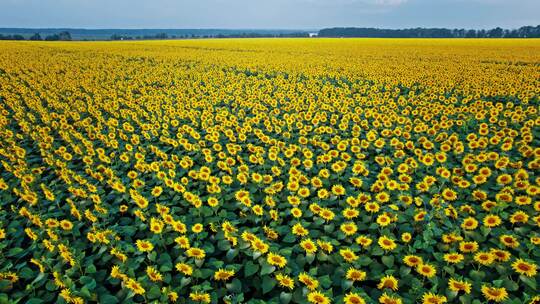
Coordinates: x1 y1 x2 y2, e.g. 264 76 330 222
474 251 495 266
403 255 423 267
377 275 398 291
443 252 464 264
378 236 397 251
146 266 163 282
340 222 358 236
298 272 319 290
275 273 294 290
300 238 318 254
192 223 204 233
175 261 193 275
344 292 366 304
346 268 367 281
448 278 471 294
267 252 287 268
189 291 211 303
339 248 359 263
511 258 537 277
421 292 447 304
213 268 235 281
151 186 163 197
481 285 508 302
307 291 331 304
416 263 436 278
186 247 206 259
135 239 154 252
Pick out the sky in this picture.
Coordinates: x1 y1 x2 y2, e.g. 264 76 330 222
0 0 539 30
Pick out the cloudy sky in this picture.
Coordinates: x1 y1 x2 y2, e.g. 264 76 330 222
1 0 538 29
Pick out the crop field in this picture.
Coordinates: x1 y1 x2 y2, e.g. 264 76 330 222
0 38 539 303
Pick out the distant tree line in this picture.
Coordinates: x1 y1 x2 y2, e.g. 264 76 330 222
0 34 25 40
110 32 309 40
0 31 72 41
318 25 540 38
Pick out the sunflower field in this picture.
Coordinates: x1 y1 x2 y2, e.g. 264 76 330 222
0 38 539 304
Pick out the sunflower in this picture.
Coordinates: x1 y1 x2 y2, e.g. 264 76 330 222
443 252 464 264
192 223 204 233
300 238 318 254
346 268 367 281
448 278 471 294
378 236 397 251
319 208 335 221
175 236 190 249
376 214 392 227
474 251 495 266
275 273 294 290
135 239 154 252
355 235 373 248
378 293 402 304
421 292 447 304
267 252 287 268
459 241 479 253
189 291 211 303
340 248 359 262
500 235 519 248
510 211 529 224
365 202 380 213
150 218 164 234
401 232 412 243
292 223 309 236
481 285 508 302
307 291 331 304
126 279 145 295
511 258 537 277
343 208 360 219
214 268 235 281
175 263 193 276
377 275 398 291
340 222 358 236
483 214 502 227
461 217 478 230
146 266 163 282
416 263 436 278
317 240 334 253
344 292 366 304
151 186 163 197
442 188 457 201
186 247 206 260
403 255 423 267
298 272 319 290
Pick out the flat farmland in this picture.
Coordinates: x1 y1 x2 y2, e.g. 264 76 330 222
0 38 539 303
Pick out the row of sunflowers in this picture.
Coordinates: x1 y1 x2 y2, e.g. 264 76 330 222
0 38 539 303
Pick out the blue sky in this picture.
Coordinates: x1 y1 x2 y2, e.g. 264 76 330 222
1 0 538 29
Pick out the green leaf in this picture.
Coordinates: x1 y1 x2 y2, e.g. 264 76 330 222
244 261 259 277
520 275 537 290
99 294 119 304
147 285 161 300
226 278 242 293
86 264 97 274
7 247 24 257
20 267 34 279
319 275 332 289
262 276 276 294
382 255 394 268
260 263 276 275
280 292 292 304
469 270 485 281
